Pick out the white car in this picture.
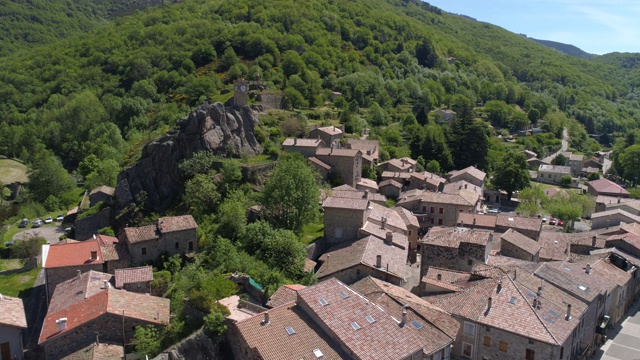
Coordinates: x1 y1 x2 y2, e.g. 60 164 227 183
44 216 53 224
56 214 65 222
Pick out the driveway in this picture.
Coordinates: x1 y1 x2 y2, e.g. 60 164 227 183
595 302 640 359
12 225 65 245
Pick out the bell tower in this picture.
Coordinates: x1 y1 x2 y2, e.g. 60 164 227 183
233 79 249 107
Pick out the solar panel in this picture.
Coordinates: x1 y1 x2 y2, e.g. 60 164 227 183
542 315 554 323
285 326 296 335
411 320 423 330
350 322 361 330
527 292 535 298
548 310 560 318
313 349 324 358
319 297 328 306
578 285 587 291
365 315 375 323
339 290 349 299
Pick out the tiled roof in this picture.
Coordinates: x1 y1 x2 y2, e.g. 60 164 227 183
317 236 408 280
398 190 477 207
45 240 104 268
115 266 153 288
500 229 541 255
620 222 640 236
607 199 640 213
394 206 420 228
360 222 409 249
282 138 324 147
596 195 628 206
122 225 158 244
591 209 640 223
496 214 543 232
89 185 115 196
588 178 630 196
357 178 378 190
410 171 446 183
304 258 317 273
533 262 610 302
422 267 488 293
61 343 123 360
346 139 379 158
381 171 412 180
100 244 130 262
40 288 170 345
0 294 27 329
331 190 366 199
366 201 407 231
299 278 438 359
308 157 332 170
267 284 306 308
234 301 346 359
96 234 118 245
449 166 486 182
332 184 359 192
442 181 483 205
157 215 198 233
569 154 584 161
48 270 113 314
315 148 360 158
379 158 415 171
539 164 571 174
322 196 369 210
379 179 402 189
457 213 497 228
312 126 343 136
591 247 640 267
420 228 493 248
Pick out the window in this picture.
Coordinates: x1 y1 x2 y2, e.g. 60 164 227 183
525 349 535 360
335 228 343 239
460 209 464 212
175 242 179 249
422 206 427 212
430 207 435 213
408 230 412 236
430 218 434 225
462 343 473 358
468 259 473 266
189 241 194 251
438 219 443 225
483 336 491 347
560 346 564 359
141 247 147 255
499 341 508 352
439 207 444 214
463 321 475 337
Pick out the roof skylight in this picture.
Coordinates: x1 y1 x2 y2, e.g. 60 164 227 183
509 297 518 304
285 326 296 335
578 285 587 291
339 290 349 299
319 297 329 306
411 320 423 330
365 315 375 323
350 322 361 330
313 349 324 358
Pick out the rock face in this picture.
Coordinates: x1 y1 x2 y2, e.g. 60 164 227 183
116 102 262 212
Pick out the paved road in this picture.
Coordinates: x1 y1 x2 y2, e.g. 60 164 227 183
596 302 640 360
12 225 65 245
542 128 569 164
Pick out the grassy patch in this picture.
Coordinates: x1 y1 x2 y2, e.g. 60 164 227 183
244 154 276 166
0 259 25 271
300 222 324 245
0 267 39 298
0 158 28 184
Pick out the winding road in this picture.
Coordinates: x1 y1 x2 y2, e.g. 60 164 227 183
541 128 569 164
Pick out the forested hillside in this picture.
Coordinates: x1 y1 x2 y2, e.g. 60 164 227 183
529 38 597 60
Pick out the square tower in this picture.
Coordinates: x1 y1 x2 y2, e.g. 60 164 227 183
233 79 249 107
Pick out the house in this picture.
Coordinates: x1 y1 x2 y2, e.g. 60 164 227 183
282 138 326 158
568 154 585 175
229 278 451 360
397 187 482 229
119 215 198 265
316 235 408 286
315 148 362 187
448 166 486 189
522 149 538 160
433 109 457 123
587 178 630 198
88 185 115 207
114 266 153 294
595 195 629 213
495 214 543 241
377 157 417 173
419 227 497 275
308 126 342 147
308 156 332 179
420 266 490 296
39 270 170 359
527 157 547 170
322 196 369 245
266 284 306 309
345 139 379 168
499 229 540 262
591 209 640 230
355 178 378 193
0 295 27 360
409 171 446 192
330 187 386 205
378 179 402 199
381 171 412 187
605 199 640 216
538 164 571 184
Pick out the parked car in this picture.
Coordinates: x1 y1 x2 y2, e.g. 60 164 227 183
44 216 53 224
487 208 499 214
19 218 28 228
557 220 564 226
542 217 548 223
549 218 557 225
32 219 43 228
56 214 65 222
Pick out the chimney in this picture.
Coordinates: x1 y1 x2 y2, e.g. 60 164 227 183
93 234 96 240
473 218 477 228
56 318 68 332
565 304 572 320
459 185 462 190
496 282 502 293
294 138 297 145
381 216 387 229
537 286 542 296
103 280 110 289
77 270 81 278
487 297 492 312
401 306 407 326
592 236 597 247
385 231 393 244
585 264 591 274
262 312 270 325
376 255 382 268
618 197 621 204
90 250 97 260
533 297 538 308
465 184 468 189
488 233 494 242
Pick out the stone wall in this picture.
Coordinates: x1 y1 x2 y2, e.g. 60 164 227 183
500 241 537 261
316 152 361 187
475 322 560 360
306 237 329 261
162 229 197 256
227 321 262 360
74 208 112 241
418 202 475 228
46 264 104 301
317 264 404 286
323 207 366 245
241 162 277 184
123 281 151 294
153 329 224 360
0 256 38 276
128 239 164 266
257 93 284 110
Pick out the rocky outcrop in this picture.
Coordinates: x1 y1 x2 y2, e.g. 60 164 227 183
116 102 262 212
152 329 225 360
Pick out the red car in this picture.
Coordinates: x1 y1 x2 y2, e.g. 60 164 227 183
549 218 557 225
557 220 564 226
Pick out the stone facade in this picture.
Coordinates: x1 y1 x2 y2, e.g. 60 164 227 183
417 201 476 228
500 239 539 262
161 228 197 257
308 126 342 147
46 264 104 301
538 165 571 184
315 148 362 187
74 207 112 241
127 238 164 266
421 241 489 274
323 207 366 245
318 263 404 286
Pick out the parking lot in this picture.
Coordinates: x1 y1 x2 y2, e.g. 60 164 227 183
12 225 66 245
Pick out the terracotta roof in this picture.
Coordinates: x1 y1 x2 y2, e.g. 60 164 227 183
420 228 493 248
122 225 158 244
500 229 541 256
539 164 571 174
298 278 437 359
394 206 420 228
40 288 170 345
96 234 118 245
590 247 640 267
366 202 407 231
587 178 630 196
360 222 409 249
233 301 346 359
0 294 27 329
381 171 412 180
322 196 369 210
100 244 130 262
311 126 343 136
331 190 365 199
282 138 324 147
357 178 378 190
308 157 331 170
48 270 113 314
379 158 415 171
304 258 317 273
596 195 628 206
379 179 402 189
496 214 543 232
398 190 477 207
45 240 104 268
607 199 640 213
115 266 153 289
346 139 379 160
442 181 483 205
315 148 360 158
89 185 115 196
61 343 124 360
267 284 306 308
449 166 486 182
591 209 640 223
332 184 359 192
457 213 497 228
621 222 640 236
317 236 408 280
533 262 610 302
157 215 197 233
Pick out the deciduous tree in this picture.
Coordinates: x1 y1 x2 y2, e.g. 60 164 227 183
492 151 530 199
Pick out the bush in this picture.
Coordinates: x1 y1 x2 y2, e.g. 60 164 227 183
560 175 573 186
10 234 45 259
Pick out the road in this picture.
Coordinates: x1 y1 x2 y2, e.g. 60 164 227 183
596 301 640 359
542 128 569 164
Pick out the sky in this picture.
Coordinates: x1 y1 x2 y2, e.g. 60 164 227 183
426 0 640 55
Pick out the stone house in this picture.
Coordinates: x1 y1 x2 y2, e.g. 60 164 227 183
527 157 547 170
308 126 343 147
315 148 362 187
330 186 386 205
266 284 306 309
322 196 369 245
591 209 640 230
495 214 543 241
397 187 482 229
433 109 456 123
88 185 115 207
39 270 170 359
538 164 572 184
229 278 450 360
119 215 198 265
409 171 446 192
522 149 538 160
499 229 540 262
568 153 585 175
281 138 326 158
377 157 417 173
114 266 153 294
0 295 27 360
308 156 332 179
595 195 629 213
355 178 378 193
381 171 412 188
449 166 486 190
587 178 630 198
378 179 402 199
345 138 379 168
